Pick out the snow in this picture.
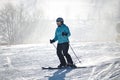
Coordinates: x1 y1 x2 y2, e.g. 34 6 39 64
0 42 120 80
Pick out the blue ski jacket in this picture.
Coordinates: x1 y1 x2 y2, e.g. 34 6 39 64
53 24 71 44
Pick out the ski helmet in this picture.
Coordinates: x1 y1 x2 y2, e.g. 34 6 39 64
56 17 64 23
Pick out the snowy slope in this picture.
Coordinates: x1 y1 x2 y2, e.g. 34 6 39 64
0 42 120 80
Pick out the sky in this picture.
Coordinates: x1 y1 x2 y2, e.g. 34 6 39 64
0 0 93 20
0 0 120 43
42 0 92 20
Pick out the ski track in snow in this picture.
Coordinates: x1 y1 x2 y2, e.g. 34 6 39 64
0 42 120 80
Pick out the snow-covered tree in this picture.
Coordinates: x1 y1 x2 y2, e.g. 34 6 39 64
0 3 37 45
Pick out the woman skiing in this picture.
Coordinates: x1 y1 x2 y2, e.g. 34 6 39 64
50 17 76 68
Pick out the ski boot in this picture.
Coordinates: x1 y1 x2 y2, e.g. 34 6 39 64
58 64 67 68
67 63 77 68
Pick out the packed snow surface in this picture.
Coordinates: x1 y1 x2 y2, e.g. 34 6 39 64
0 42 120 80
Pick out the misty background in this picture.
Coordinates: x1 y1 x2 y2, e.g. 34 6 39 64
0 0 120 45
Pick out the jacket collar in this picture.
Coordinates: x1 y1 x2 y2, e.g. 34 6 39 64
58 24 65 27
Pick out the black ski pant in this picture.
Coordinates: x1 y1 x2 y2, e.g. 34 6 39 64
57 42 73 65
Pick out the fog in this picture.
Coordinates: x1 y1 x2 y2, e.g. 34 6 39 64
0 0 120 44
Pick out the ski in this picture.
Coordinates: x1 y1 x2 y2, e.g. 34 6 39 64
42 66 88 70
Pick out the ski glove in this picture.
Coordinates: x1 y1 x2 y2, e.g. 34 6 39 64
50 39 55 44
62 32 68 36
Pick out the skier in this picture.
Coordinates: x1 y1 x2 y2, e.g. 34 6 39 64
50 17 76 68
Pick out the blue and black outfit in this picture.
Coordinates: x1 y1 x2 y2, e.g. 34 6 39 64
51 24 73 67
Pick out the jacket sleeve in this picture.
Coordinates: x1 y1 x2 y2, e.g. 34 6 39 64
53 29 58 41
65 26 71 37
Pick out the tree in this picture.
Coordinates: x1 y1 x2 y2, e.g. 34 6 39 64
0 3 36 45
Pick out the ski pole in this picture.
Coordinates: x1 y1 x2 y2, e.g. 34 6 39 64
69 44 81 63
52 43 57 49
